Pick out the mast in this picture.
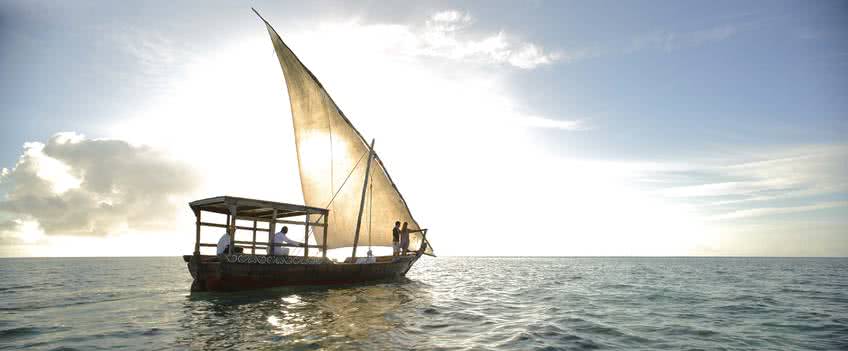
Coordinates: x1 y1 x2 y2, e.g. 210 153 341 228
351 139 375 258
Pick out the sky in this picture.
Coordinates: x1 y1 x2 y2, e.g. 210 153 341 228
0 0 846 257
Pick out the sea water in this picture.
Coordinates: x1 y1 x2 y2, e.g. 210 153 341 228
1 257 846 350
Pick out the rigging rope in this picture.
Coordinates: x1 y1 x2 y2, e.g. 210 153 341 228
322 149 369 210
307 148 368 254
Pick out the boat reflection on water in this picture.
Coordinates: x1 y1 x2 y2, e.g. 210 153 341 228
175 278 434 349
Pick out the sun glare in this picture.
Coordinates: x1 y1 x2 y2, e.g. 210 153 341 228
97 18 725 257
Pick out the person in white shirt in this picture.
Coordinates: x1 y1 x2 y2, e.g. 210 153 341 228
272 226 304 255
216 232 243 255
216 233 230 255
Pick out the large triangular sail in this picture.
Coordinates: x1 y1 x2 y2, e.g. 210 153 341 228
255 10 429 252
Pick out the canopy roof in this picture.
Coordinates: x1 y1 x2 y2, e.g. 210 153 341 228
189 196 328 220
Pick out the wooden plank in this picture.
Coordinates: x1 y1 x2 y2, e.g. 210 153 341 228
251 220 257 254
199 222 270 232
188 196 227 208
246 209 305 219
232 215 326 227
193 241 319 252
190 196 328 215
277 218 325 227
229 197 327 214
234 240 268 246
199 222 227 229
193 209 201 255
267 242 323 249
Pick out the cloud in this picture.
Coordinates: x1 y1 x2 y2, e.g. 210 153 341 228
708 201 848 221
628 25 737 53
0 132 198 237
414 10 563 69
652 144 848 220
112 28 197 95
516 116 585 130
426 10 473 32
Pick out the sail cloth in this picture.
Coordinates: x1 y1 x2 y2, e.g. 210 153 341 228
258 13 429 252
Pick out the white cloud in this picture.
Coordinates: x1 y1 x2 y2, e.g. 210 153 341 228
114 29 193 93
628 24 737 53
516 116 585 131
118 10 564 73
661 180 778 198
426 10 473 32
0 133 198 237
413 10 562 69
653 144 848 220
708 201 848 221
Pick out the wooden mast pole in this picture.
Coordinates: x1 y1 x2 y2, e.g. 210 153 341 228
351 139 375 259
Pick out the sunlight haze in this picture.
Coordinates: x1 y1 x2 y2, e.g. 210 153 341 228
1 1 846 257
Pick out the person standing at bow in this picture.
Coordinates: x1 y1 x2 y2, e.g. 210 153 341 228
392 221 401 256
400 222 410 255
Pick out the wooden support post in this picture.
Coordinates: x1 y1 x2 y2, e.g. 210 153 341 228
302 216 308 257
352 139 376 259
321 214 328 258
225 213 230 254
251 220 257 254
193 209 201 255
228 205 237 255
267 209 277 256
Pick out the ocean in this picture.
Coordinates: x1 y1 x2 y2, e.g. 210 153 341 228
1 257 846 350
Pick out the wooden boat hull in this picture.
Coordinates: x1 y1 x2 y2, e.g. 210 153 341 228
184 254 421 292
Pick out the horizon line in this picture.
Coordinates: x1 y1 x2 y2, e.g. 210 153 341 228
1 255 846 259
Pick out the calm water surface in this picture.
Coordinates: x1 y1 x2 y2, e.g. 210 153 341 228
1 257 846 350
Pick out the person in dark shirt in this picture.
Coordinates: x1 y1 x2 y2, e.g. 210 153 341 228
392 221 401 256
400 222 410 255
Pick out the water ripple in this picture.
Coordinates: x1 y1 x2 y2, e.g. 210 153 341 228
1 257 847 350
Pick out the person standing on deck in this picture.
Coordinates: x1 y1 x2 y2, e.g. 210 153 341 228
392 221 401 256
400 222 410 255
272 226 304 256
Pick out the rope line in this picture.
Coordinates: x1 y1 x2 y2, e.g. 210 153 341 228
323 149 369 209
304 148 369 255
